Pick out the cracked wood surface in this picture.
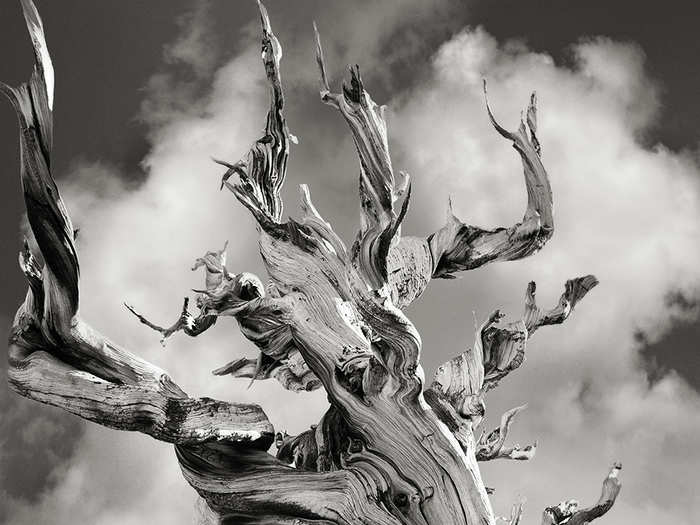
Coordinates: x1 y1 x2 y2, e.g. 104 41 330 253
3 1 621 523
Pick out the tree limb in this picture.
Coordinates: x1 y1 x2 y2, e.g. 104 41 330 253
3 2 620 524
476 405 536 461
314 25 409 291
381 84 556 311
218 1 289 223
177 445 402 525
429 82 553 279
429 276 598 417
427 276 597 460
542 464 622 525
3 4 360 522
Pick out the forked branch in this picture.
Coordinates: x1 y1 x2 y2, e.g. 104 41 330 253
372 83 557 312
430 276 598 417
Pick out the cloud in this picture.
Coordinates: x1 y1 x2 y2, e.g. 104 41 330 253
0 324 86 517
390 26 700 523
3 4 700 525
139 0 220 130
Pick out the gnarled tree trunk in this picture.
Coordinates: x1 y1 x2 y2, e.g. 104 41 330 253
3 1 621 523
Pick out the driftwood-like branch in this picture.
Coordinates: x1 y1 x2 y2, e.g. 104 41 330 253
126 240 321 392
476 405 537 461
542 464 622 525
428 276 598 428
381 82 555 310
429 83 553 279
3 1 622 523
314 25 409 291
218 2 289 223
3 0 280 449
125 297 215 344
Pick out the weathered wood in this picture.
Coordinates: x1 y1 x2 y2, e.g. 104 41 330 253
426 275 599 444
542 464 622 525
3 1 622 523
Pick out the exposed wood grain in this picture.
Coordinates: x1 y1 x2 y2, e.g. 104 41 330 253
542 464 622 525
3 1 621 523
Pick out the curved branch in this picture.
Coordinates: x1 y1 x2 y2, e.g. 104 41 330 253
429 82 553 279
476 405 536 462
524 275 599 334
356 82 556 313
125 297 217 344
213 354 321 392
177 446 402 525
542 463 622 525
125 238 324 392
8 335 273 448
3 4 307 520
2 0 78 335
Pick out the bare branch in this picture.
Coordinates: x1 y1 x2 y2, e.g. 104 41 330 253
8 337 274 448
476 405 537 461
2 0 78 335
542 464 622 525
428 276 597 452
219 1 290 224
125 297 216 345
124 243 261 344
524 275 599 334
429 82 553 279
366 84 557 312
431 276 597 406
3 5 311 521
313 25 409 290
213 354 321 393
178 446 403 525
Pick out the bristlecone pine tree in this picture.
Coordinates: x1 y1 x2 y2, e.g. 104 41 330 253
3 1 622 523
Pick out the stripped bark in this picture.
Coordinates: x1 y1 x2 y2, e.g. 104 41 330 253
3 1 621 523
541 464 622 525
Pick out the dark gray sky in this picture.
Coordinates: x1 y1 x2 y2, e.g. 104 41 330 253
1 0 699 523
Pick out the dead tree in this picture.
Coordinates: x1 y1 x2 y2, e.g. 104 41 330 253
3 1 621 523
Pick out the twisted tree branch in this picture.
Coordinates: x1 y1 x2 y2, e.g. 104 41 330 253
542 464 622 525
476 405 536 461
3 1 622 523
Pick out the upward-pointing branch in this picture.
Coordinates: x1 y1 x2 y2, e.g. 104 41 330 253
218 0 291 224
542 464 622 525
427 276 598 448
372 81 557 311
314 24 410 291
429 81 553 279
1 0 78 336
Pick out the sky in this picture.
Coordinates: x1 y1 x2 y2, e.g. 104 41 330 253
0 0 699 524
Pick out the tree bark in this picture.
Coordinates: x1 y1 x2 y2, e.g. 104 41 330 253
3 1 621 523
